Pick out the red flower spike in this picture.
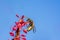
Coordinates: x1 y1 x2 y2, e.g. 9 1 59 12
23 29 27 34
22 37 26 40
21 34 26 37
10 32 14 36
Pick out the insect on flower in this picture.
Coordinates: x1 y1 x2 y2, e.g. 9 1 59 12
9 14 35 40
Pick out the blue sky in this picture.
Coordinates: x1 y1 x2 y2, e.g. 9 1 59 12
0 0 60 40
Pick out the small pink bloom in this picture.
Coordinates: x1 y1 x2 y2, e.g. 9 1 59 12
12 27 16 31
10 32 14 36
23 29 27 34
21 34 26 37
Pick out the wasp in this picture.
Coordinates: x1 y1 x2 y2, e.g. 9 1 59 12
26 18 36 33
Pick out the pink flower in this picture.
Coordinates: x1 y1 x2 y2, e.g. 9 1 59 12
12 27 17 31
10 32 14 36
23 29 27 34
21 34 26 37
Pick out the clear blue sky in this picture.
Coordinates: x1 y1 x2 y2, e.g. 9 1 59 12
0 0 60 40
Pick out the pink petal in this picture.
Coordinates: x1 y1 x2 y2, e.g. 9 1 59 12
21 34 26 37
10 32 14 36
23 29 27 34
12 27 16 31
